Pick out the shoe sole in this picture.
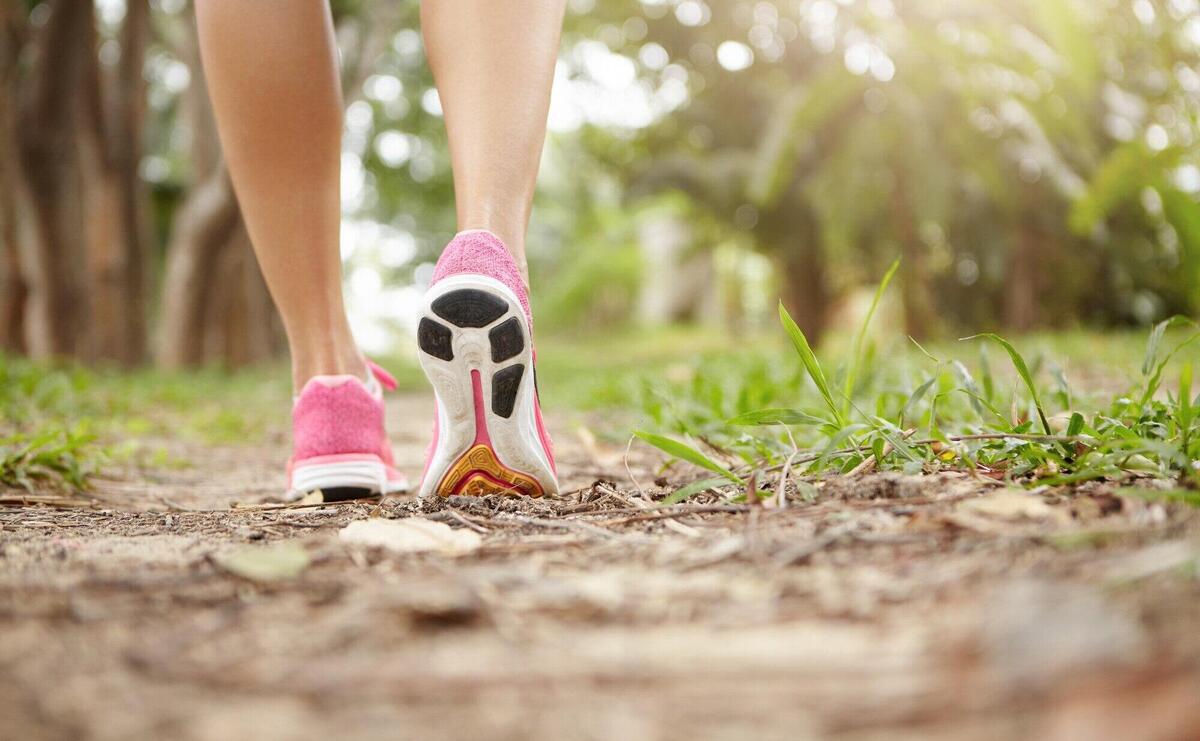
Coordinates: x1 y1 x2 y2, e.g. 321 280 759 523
289 454 407 502
417 274 557 498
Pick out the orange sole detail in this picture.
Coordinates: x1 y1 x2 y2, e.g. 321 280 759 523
436 443 544 497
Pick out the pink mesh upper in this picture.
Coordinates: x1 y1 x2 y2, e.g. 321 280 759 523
291 376 390 463
431 230 531 325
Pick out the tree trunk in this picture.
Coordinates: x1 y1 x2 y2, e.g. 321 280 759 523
234 235 285 366
767 200 828 345
0 236 22 354
77 0 150 365
1005 219 1040 332
155 16 283 369
778 246 828 346
203 222 279 368
13 0 94 359
889 169 937 340
156 165 242 369
0 3 26 353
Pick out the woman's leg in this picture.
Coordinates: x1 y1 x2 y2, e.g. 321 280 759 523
195 0 363 390
415 0 565 498
196 1 405 498
421 0 567 281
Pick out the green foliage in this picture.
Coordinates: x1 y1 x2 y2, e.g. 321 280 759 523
843 258 899 418
727 409 827 426
572 0 1200 330
963 334 1052 434
0 353 290 494
0 428 98 492
779 302 843 428
633 430 744 485
0 356 105 492
1140 316 1199 406
661 476 731 505
634 266 1200 493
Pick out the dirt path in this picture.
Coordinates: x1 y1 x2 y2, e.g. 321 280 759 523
2 394 1199 740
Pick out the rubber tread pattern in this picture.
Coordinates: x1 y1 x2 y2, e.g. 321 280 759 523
432 289 508 328
491 364 524 418
418 318 454 361
488 317 524 362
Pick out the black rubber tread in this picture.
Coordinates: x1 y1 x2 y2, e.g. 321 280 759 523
319 487 379 502
488 317 524 362
432 288 508 328
492 364 525 418
418 318 455 361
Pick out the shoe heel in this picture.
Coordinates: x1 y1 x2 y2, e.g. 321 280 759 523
290 455 386 500
416 274 558 498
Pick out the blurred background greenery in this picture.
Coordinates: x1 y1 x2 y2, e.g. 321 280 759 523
2 0 1199 370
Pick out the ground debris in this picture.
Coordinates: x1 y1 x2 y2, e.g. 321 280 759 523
214 541 311 582
958 489 1070 523
981 578 1147 686
819 470 983 502
3 393 1199 740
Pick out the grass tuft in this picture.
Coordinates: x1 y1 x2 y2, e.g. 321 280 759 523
633 268 1200 496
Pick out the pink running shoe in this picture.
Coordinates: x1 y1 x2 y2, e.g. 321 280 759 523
416 230 558 498
285 360 409 501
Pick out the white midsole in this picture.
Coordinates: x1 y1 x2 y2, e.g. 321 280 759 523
289 459 407 496
417 274 557 497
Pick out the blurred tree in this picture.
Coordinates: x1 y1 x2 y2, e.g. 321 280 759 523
569 0 1200 339
0 1 27 353
7 0 153 364
78 0 151 364
10 0 96 359
155 9 258 369
3 0 1199 370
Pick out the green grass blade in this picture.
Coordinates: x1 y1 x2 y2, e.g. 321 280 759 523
842 258 899 417
1143 315 1196 375
814 423 868 469
1066 412 1085 437
870 418 921 462
779 302 844 427
908 336 940 364
956 389 1014 431
1051 364 1073 409
662 476 730 505
964 333 1051 434
634 430 745 484
900 376 937 426
726 408 828 426
1141 332 1200 406
951 361 985 418
978 345 995 403
1179 363 1194 460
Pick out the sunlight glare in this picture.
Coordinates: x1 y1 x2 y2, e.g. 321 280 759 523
716 41 754 72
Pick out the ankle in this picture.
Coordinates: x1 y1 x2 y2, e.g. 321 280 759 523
289 342 366 392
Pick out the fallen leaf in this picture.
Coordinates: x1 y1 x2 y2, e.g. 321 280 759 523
216 541 310 582
339 517 482 555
